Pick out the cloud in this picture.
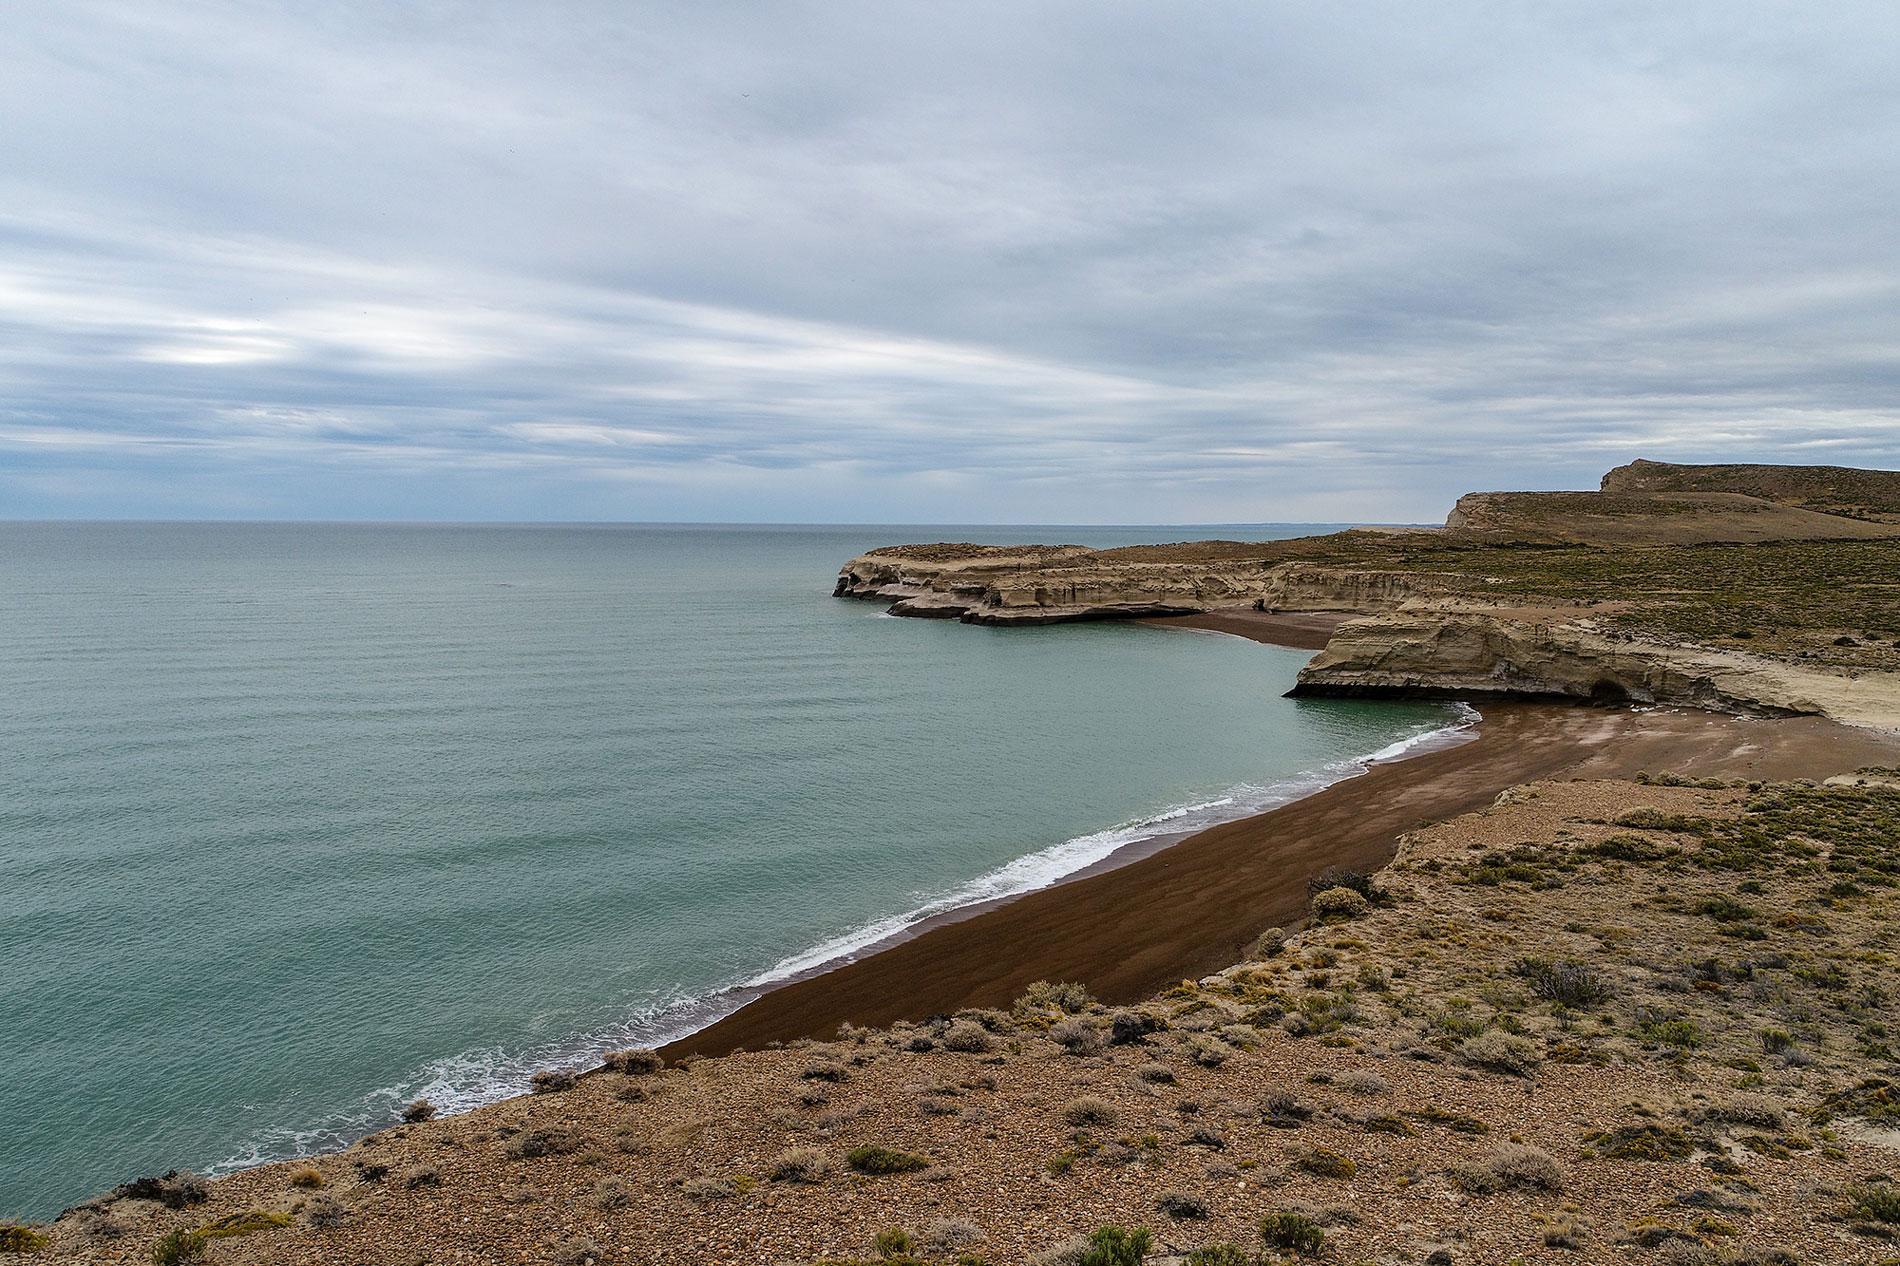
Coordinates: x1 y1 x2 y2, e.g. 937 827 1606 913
0 0 1896 521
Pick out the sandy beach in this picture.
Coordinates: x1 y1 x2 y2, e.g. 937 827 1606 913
664 619 1900 1060
1141 609 1350 649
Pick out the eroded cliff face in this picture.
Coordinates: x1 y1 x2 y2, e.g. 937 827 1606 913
832 551 1445 625
832 547 1900 727
1290 611 1900 732
832 458 1900 729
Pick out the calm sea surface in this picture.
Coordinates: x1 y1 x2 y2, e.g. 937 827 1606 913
0 522 1455 1217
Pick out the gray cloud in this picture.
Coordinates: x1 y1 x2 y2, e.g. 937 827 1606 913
1 1 1896 521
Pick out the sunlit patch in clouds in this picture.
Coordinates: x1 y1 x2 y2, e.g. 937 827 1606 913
0 1 1896 521
136 321 292 366
501 423 684 448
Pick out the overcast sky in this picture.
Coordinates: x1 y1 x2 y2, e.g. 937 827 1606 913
3 2 1897 523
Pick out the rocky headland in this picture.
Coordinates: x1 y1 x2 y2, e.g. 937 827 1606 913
835 461 1900 729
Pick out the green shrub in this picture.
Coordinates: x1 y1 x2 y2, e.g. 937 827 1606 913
1639 1016 1704 1050
1411 1104 1489 1134
1260 1208 1326 1254
1076 1227 1152 1266
1845 1183 1900 1224
847 1145 931 1175
1584 1124 1695 1161
1294 1147 1356 1179
1310 887 1369 920
1588 835 1661 861
1185 1245 1252 1266
148 1209 293 1266
1013 980 1094 1017
1699 896 1760 923
151 1229 207 1266
873 1227 915 1257
0 1224 50 1253
198 1210 292 1239
1812 1076 1898 1124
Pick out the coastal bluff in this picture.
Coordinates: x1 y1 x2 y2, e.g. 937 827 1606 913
837 460 1900 729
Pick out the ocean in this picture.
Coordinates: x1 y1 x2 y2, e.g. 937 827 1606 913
0 522 1458 1218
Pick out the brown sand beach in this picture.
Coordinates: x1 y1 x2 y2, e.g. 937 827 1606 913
664 696 1900 1062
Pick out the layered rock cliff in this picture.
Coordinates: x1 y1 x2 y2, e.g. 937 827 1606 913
834 460 1900 729
1289 610 1900 730
832 543 1449 625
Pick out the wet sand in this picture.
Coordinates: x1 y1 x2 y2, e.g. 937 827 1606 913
664 699 1900 1059
1141 608 1348 649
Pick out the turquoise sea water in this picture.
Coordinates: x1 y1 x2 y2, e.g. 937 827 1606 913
0 522 1456 1218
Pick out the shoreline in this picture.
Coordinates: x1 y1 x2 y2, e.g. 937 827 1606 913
210 609 1435 1185
663 615 1900 1059
199 610 1462 1190
641 608 1400 1057
647 701 1477 1058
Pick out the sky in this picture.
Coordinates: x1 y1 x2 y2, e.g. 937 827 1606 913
2 2 1897 524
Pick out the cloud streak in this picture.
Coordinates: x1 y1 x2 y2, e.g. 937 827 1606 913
1 1 1896 521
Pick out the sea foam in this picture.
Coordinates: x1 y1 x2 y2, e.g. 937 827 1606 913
214 702 1476 1176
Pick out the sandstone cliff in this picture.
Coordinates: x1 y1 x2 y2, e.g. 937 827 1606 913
1289 610 1900 731
834 460 1900 729
833 546 1446 624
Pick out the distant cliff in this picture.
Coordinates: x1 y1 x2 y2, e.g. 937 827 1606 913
835 460 1900 729
1289 610 1900 731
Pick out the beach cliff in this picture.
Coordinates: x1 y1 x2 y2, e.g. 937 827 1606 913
837 460 1900 730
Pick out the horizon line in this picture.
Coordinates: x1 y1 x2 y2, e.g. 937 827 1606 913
0 516 1431 530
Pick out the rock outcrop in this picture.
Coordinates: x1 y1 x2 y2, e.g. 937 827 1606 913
1290 611 1900 729
833 460 1900 729
833 547 1449 625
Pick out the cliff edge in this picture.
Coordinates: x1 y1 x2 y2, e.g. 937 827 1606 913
836 460 1900 729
